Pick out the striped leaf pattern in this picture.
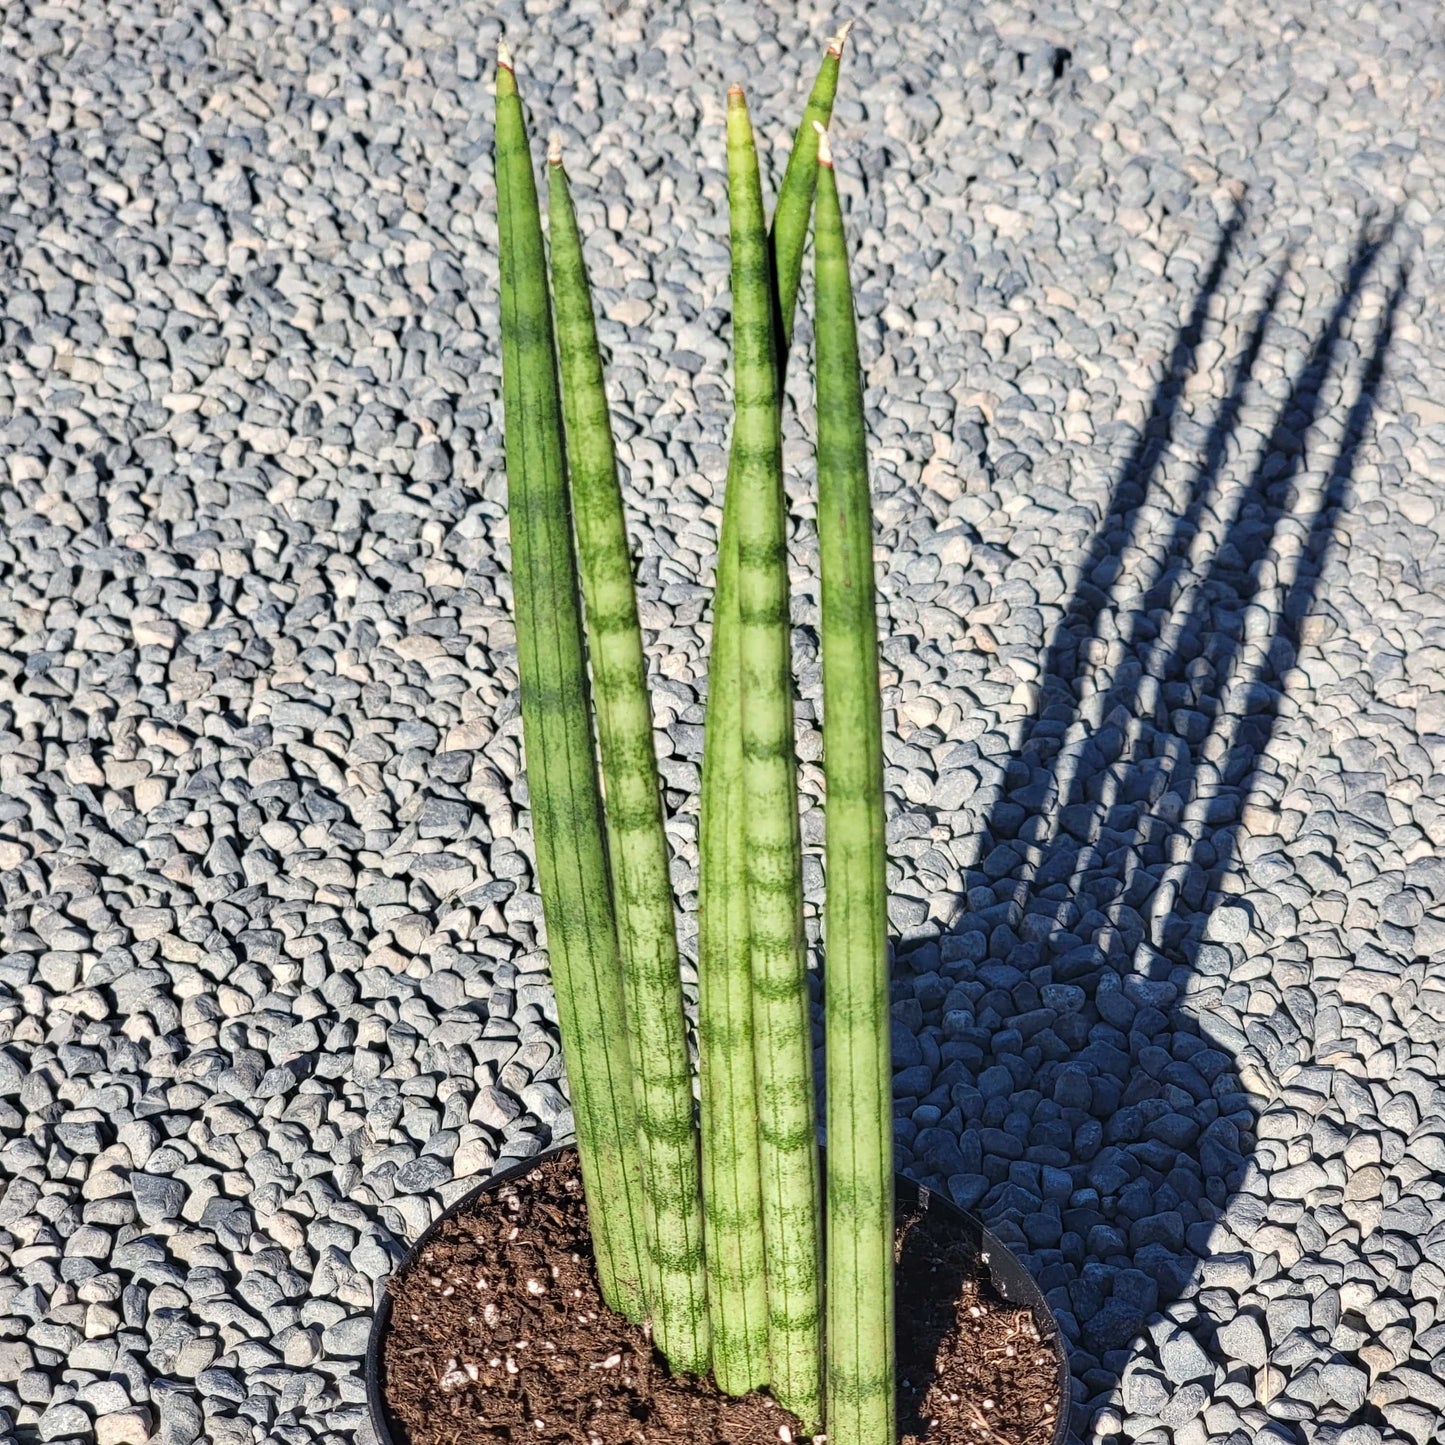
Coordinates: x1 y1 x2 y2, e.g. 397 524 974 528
771 22 851 352
496 38 890 1434
814 126 896 1445
546 144 710 1374
696 30 845 1399
493 49 648 1323
727 85 823 1430
695 487 770 1393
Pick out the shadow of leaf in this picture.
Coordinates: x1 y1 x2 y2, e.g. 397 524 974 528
885 212 1410 1432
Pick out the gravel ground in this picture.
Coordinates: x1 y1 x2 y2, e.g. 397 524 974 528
1 1 1443 1443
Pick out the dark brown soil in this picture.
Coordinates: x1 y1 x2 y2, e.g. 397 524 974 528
380 1154 1062 1445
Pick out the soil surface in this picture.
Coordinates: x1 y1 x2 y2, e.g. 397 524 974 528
380 1154 1062 1445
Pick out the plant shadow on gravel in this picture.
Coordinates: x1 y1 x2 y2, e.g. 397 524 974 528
891 214 1408 1432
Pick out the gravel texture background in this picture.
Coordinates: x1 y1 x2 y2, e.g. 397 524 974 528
1 2 1443 1444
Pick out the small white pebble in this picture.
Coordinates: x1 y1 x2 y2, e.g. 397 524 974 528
527 1278 547 1295
778 1427 792 1443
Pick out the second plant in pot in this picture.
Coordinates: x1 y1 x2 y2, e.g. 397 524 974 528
373 26 1066 1445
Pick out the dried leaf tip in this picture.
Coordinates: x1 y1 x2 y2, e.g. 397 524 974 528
727 83 746 106
497 38 514 73
827 19 854 56
548 131 563 165
814 120 833 168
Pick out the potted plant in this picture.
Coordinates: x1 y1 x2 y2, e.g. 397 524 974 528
366 26 1068 1445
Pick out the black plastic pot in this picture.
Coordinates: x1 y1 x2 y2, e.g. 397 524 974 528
365 1143 1070 1445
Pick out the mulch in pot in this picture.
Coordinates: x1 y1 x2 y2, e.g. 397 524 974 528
380 1153 1061 1445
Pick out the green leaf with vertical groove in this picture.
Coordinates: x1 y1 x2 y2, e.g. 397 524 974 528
771 21 851 353
813 123 895 1445
727 83 822 1430
494 43 648 1324
698 27 848 1400
547 139 710 1375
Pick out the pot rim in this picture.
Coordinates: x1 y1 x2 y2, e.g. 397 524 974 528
364 1141 1070 1445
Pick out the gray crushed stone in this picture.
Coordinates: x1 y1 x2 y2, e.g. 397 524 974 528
0 2 1443 1445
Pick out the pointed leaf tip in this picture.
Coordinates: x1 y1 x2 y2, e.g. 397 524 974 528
497 38 513 72
827 19 854 56
814 120 833 167
548 130 562 165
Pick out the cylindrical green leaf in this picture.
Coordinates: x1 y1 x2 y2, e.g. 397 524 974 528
814 127 895 1445
697 493 770 1395
546 143 710 1375
772 22 851 352
728 84 822 1430
698 29 848 1397
494 45 648 1323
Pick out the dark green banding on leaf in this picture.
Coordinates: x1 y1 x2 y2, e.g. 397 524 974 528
728 85 822 1430
547 144 709 1375
698 31 849 1401
814 129 896 1445
494 50 648 1323
770 23 850 352
698 490 771 1396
